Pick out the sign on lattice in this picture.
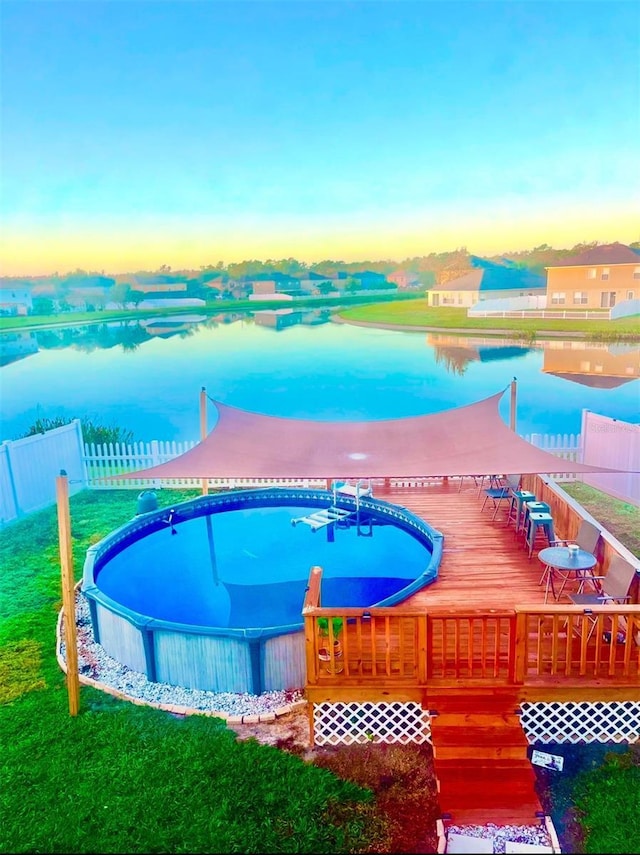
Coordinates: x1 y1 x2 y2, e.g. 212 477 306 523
520 701 640 744
313 701 431 746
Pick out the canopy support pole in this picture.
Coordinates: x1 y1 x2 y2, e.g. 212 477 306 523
510 377 517 433
56 470 80 716
200 386 209 495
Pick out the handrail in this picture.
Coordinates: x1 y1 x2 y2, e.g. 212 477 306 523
304 604 640 690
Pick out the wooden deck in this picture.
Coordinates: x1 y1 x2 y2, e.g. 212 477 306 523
305 478 639 827
375 478 553 610
304 477 640 704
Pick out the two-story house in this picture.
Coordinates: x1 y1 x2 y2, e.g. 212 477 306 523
545 242 640 309
0 286 33 316
427 258 545 307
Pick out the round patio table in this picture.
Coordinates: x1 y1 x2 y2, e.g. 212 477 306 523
538 546 598 604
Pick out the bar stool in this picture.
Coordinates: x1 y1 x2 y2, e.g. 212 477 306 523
521 500 551 540
506 490 536 531
525 512 555 558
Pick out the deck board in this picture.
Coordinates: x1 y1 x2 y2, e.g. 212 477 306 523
374 481 554 608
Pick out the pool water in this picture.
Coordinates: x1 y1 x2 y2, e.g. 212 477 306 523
95 504 432 629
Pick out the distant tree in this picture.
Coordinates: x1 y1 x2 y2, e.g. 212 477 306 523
316 280 335 295
127 289 145 307
110 283 132 308
31 296 55 315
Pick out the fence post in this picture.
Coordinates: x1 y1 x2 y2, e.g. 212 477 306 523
580 408 588 465
2 440 22 520
73 419 88 487
150 440 161 489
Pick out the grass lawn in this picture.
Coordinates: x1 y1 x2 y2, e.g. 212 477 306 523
1 487 638 853
338 300 640 339
562 482 640 558
0 489 390 854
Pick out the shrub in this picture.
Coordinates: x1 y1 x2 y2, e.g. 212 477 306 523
21 416 134 447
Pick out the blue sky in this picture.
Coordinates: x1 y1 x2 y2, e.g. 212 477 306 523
1 0 638 274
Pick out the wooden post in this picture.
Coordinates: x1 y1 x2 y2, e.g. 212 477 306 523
510 377 517 433
200 386 208 496
56 471 80 716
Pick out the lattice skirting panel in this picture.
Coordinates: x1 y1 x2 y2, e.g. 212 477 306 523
313 701 431 746
520 701 640 744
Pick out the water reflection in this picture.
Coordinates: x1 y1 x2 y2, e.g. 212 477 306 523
0 331 39 366
427 332 640 388
252 308 332 330
541 340 640 388
426 333 533 376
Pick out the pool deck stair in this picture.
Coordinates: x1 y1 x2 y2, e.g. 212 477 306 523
431 691 543 827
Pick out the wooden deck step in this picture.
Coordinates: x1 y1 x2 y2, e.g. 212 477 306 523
434 744 528 760
432 723 529 748
429 694 543 824
445 806 544 826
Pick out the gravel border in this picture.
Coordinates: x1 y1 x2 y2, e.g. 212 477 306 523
56 591 306 723
446 821 556 853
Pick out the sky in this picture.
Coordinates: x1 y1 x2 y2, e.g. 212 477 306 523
1 0 639 276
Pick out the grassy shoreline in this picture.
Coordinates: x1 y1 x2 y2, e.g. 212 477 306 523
2 294 639 340
337 300 640 340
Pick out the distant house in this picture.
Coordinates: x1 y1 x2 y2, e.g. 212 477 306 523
249 273 302 297
427 258 545 307
544 243 640 309
0 288 33 316
387 270 420 289
127 276 188 294
351 270 389 289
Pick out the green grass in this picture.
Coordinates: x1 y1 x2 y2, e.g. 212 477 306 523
562 483 640 557
0 489 385 854
1 487 638 853
338 300 640 339
572 750 640 853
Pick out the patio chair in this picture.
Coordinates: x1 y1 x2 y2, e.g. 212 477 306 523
481 474 521 520
568 555 638 642
551 519 601 557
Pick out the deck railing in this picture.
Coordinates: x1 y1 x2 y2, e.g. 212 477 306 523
303 568 640 692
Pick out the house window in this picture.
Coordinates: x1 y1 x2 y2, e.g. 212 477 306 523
573 292 588 304
627 291 635 300
551 292 565 305
634 267 640 279
587 268 596 279
600 292 616 308
601 267 610 280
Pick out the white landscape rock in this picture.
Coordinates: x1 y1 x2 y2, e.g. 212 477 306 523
61 593 304 718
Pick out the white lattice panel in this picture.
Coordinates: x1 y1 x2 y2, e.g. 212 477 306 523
520 701 640 744
313 701 431 746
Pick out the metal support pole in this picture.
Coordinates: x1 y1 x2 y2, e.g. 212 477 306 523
200 386 208 495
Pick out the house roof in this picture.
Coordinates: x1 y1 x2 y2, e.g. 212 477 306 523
115 389 633 481
547 243 640 268
433 265 545 293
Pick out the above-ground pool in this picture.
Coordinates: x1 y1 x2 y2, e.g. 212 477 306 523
82 488 443 694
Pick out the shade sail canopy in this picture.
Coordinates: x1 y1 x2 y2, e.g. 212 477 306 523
117 389 636 480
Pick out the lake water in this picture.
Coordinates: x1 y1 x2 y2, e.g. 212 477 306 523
1 309 638 442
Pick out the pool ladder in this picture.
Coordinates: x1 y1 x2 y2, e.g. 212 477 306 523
291 479 373 534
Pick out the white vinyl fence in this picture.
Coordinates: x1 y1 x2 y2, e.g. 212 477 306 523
524 433 582 483
580 411 639 506
0 421 86 524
